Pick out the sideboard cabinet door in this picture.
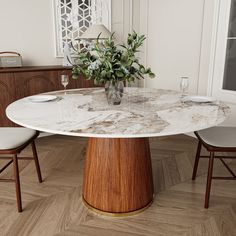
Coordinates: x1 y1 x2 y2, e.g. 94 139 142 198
15 71 61 98
0 73 17 126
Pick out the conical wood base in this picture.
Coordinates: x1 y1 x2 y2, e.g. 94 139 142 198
83 137 154 214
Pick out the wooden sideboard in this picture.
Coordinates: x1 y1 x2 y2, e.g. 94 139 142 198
0 66 93 127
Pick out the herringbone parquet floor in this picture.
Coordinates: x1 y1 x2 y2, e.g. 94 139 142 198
0 134 235 236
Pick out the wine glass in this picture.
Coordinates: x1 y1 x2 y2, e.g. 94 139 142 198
61 75 69 94
180 77 189 97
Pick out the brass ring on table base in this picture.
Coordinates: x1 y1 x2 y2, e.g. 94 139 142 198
82 196 154 217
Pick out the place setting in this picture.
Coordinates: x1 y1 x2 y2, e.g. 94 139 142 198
179 77 217 105
27 74 70 103
28 94 58 103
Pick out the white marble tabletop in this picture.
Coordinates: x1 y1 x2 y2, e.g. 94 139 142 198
6 87 230 138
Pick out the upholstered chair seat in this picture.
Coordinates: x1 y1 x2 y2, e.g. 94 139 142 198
196 126 236 148
192 126 236 208
0 127 42 212
0 128 37 149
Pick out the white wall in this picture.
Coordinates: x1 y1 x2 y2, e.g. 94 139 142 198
0 0 132 66
139 0 205 94
0 0 61 66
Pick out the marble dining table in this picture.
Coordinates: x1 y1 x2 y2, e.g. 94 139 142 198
6 87 230 216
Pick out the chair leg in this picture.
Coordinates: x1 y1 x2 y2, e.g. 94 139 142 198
13 154 22 213
204 151 214 209
192 141 202 180
31 141 42 183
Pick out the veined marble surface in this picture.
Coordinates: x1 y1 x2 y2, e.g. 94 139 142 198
6 88 230 138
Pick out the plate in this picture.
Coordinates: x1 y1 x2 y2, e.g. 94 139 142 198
182 95 216 103
28 95 58 103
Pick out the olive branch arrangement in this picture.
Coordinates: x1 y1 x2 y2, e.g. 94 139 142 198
71 31 155 85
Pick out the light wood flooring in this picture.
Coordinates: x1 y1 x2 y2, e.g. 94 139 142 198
0 134 235 236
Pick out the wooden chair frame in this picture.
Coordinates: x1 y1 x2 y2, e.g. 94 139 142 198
192 131 236 208
0 130 42 212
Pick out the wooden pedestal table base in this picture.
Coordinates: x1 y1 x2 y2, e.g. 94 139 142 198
83 137 154 216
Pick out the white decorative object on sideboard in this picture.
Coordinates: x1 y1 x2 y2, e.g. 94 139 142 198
0 52 22 68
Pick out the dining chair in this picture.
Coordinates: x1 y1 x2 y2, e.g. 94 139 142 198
0 128 42 212
192 126 236 208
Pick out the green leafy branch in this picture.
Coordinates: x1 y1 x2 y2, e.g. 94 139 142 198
71 31 155 85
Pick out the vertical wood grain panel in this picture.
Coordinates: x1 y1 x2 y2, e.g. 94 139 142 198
83 137 154 213
0 73 17 126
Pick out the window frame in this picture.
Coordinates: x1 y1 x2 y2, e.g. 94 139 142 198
53 0 111 57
